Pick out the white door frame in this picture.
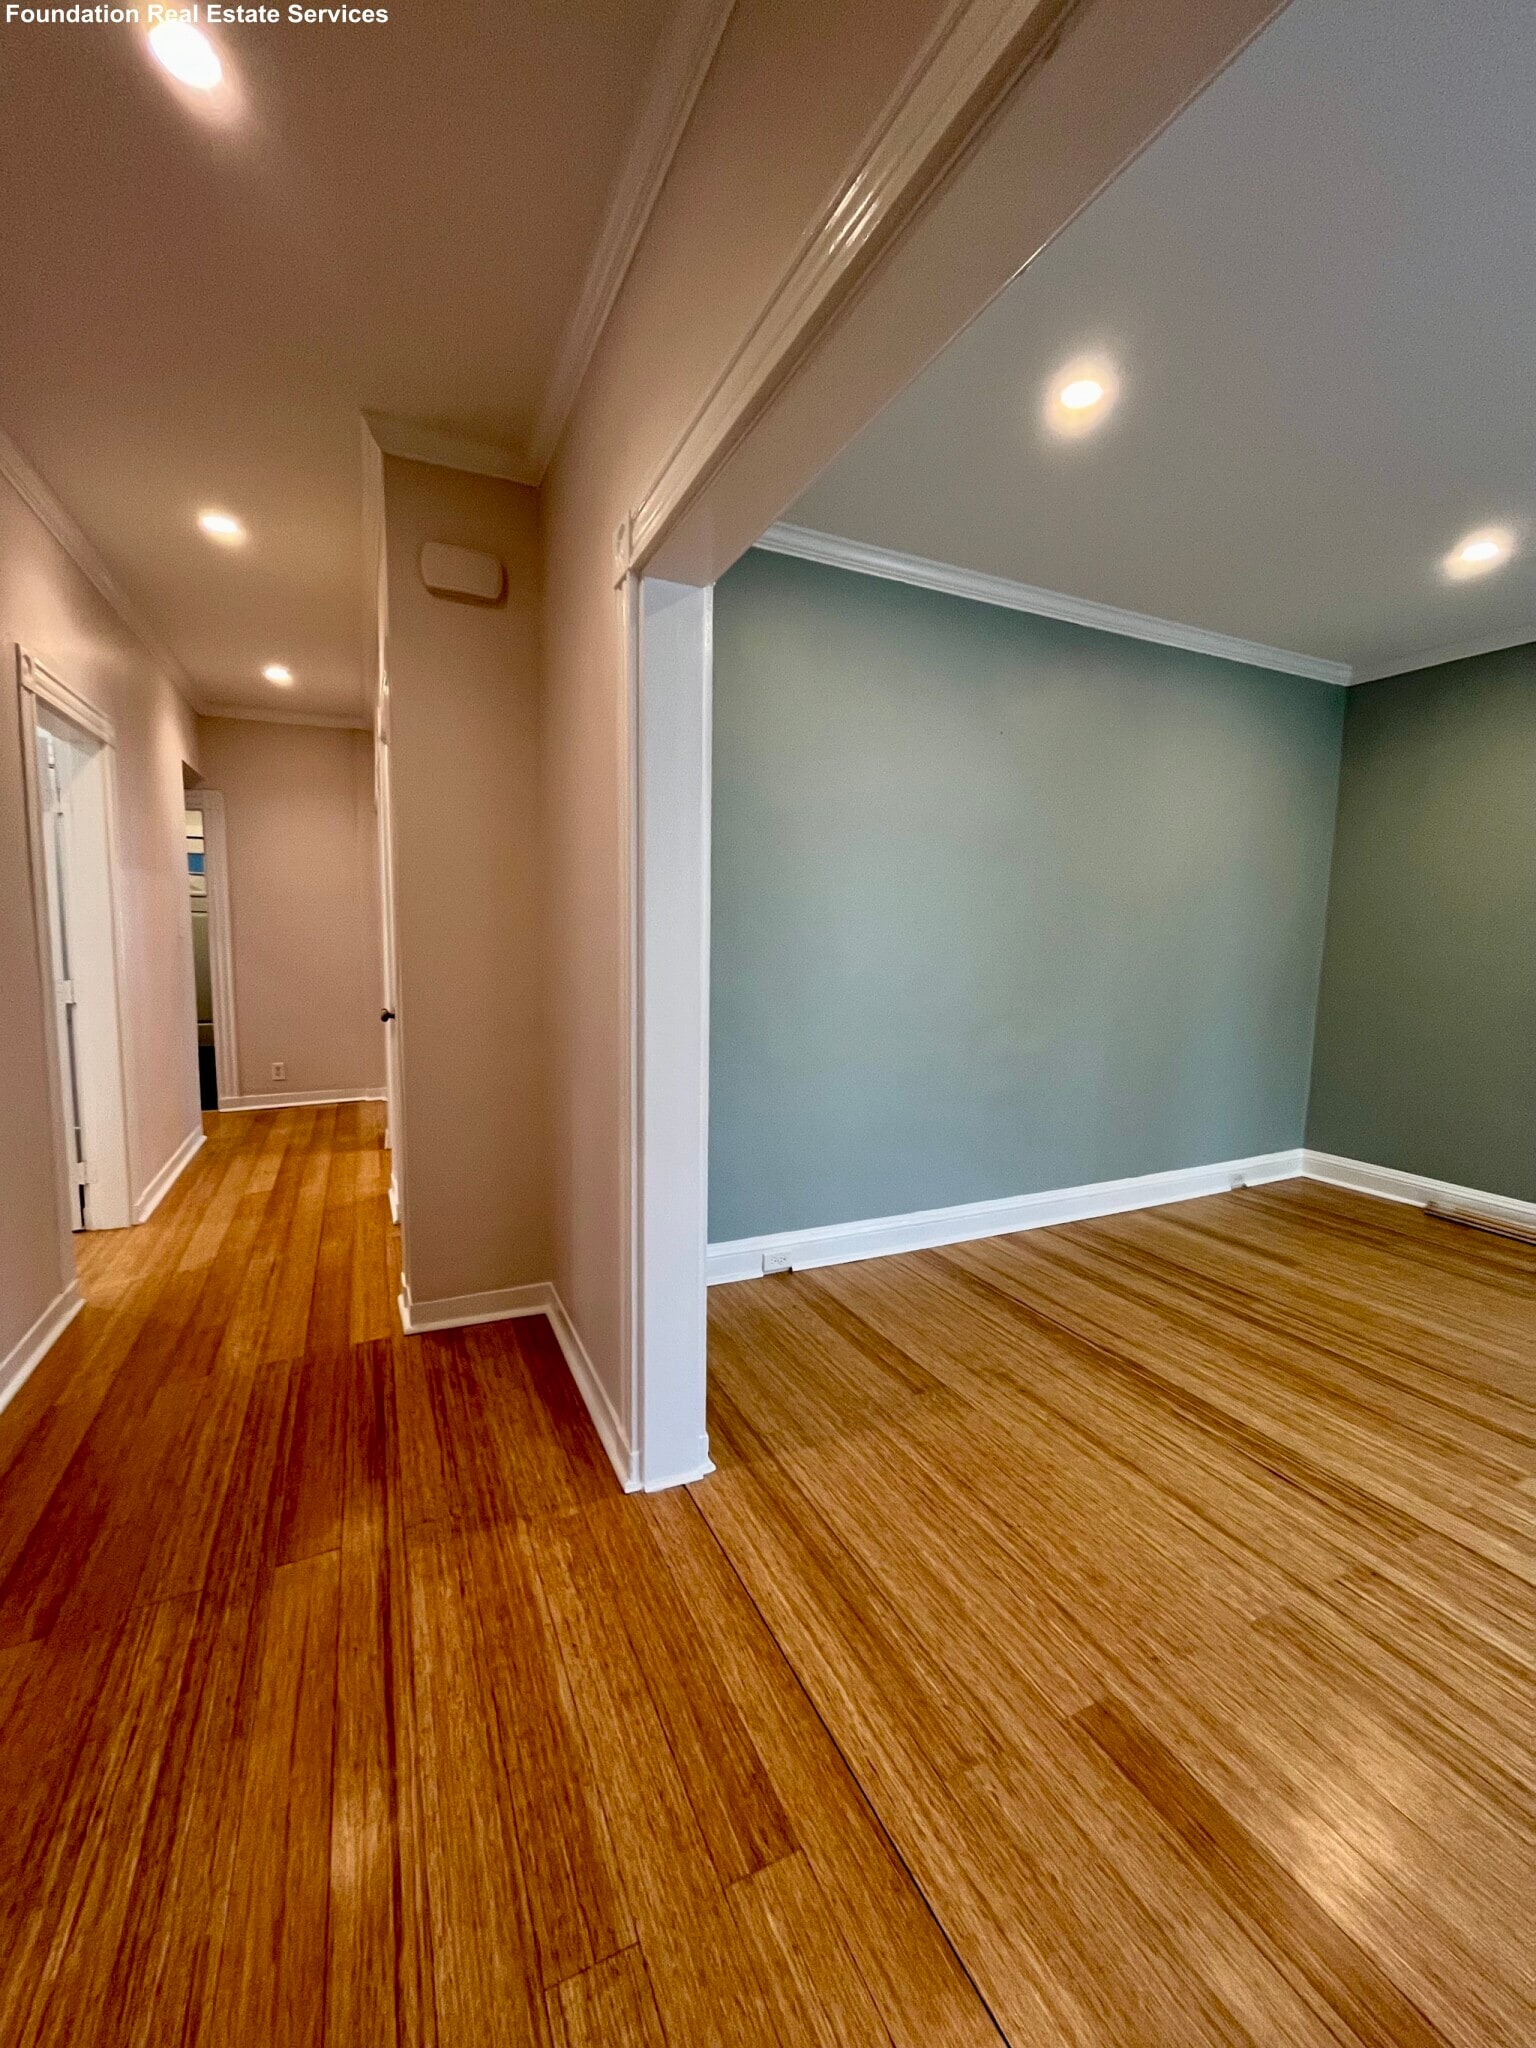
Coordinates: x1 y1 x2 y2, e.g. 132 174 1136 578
624 576 715 1490
374 679 406 1231
17 647 136 1233
616 0 1284 1492
184 787 240 1104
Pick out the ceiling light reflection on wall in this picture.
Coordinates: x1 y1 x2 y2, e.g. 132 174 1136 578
1044 354 1121 439
262 664 294 686
1442 526 1516 580
147 22 223 91
198 509 246 545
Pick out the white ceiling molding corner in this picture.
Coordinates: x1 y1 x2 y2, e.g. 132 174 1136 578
758 523 1355 686
0 427 203 710
625 0 1085 574
198 703 373 733
362 413 539 486
1353 627 1536 686
526 0 740 478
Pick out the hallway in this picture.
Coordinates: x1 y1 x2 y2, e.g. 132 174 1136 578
0 1109 1531 2045
0 1105 986 2046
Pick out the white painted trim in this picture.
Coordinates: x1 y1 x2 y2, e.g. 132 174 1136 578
0 1282 84 1418
529 0 739 474
1352 629 1535 687
397 1279 554 1335
633 580 716 1492
0 429 199 707
624 0 1085 571
18 648 139 1236
387 1176 400 1226
19 657 115 745
1300 1151 1536 1230
544 1288 641 1493
361 412 536 486
198 703 372 733
708 1150 1305 1281
133 1125 205 1224
758 525 1354 686
218 1087 385 1112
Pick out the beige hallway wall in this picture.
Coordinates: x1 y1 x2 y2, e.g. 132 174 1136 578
195 716 384 1101
382 456 549 1307
0 466 201 1371
539 0 959 1429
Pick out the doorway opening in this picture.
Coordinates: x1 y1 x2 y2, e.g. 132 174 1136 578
182 786 238 1110
185 800 217 1108
18 650 134 1233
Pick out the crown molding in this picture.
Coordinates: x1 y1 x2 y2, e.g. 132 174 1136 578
362 412 537 486
758 523 1355 686
0 426 202 707
622 0 1082 574
199 702 372 732
529 0 739 477
1353 626 1536 686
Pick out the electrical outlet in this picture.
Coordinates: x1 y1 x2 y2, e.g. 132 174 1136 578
1230 1175 1248 1191
762 1249 793 1276
271 1061 286 1082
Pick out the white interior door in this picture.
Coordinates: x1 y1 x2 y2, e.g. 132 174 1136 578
36 727 88 1229
31 699 134 1232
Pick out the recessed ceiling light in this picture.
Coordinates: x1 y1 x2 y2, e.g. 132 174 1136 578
147 22 223 92
1443 525 1516 580
262 664 294 686
1044 354 1120 439
197 509 245 546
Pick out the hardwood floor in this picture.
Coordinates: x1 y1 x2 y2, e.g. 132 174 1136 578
0 1105 1530 2044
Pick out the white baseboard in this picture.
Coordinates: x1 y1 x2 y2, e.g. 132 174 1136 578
543 1288 639 1493
1301 1150 1536 1229
708 1149 1305 1283
397 1280 553 1335
394 1277 640 1493
133 1125 205 1224
387 1176 399 1225
0 1281 84 1417
218 1087 386 1112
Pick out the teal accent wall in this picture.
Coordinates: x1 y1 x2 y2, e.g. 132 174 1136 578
709 549 1346 1242
1307 645 1536 1200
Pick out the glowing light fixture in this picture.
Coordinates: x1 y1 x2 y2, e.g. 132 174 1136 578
1044 354 1120 439
262 664 294 686
1443 525 1516 580
197 509 246 545
147 22 223 91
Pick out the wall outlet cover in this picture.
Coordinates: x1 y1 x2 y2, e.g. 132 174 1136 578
762 1250 794 1275
271 1061 286 1081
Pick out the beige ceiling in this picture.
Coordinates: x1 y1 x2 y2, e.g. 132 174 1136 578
0 0 682 718
791 0 1536 683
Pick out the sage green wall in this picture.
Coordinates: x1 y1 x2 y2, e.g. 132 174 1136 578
1307 645 1536 1200
710 549 1345 1241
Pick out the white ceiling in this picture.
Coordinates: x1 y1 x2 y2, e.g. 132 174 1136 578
790 0 1536 681
0 0 686 719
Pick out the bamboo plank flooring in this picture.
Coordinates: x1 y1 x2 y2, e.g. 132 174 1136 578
0 1107 1530 2044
